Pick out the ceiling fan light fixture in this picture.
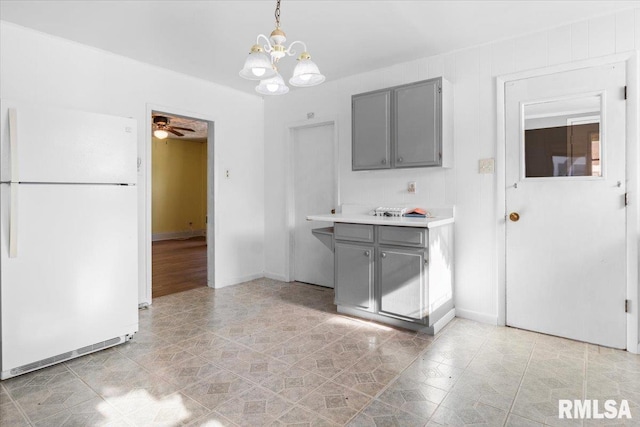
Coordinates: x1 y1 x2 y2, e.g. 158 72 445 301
154 129 169 139
240 0 324 95
239 45 277 80
255 73 289 95
289 53 325 87
152 115 195 138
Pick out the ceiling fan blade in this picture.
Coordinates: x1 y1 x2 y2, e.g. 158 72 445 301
167 129 185 137
170 126 195 132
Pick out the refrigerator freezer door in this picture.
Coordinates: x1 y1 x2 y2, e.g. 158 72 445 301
0 184 138 373
0 102 137 184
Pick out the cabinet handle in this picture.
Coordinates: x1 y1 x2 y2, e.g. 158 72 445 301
364 250 370 257
397 157 403 163
381 252 386 258
424 258 429 265
381 159 386 165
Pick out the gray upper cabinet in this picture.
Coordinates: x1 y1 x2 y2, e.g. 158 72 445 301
352 77 452 170
395 80 439 167
352 90 391 170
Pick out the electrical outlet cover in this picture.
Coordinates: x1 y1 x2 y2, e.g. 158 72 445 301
479 158 495 174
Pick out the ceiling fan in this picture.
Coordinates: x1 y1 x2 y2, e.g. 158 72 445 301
152 115 195 139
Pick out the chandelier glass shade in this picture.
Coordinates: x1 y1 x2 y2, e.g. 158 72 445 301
239 0 325 94
238 46 277 80
290 53 325 87
255 72 290 95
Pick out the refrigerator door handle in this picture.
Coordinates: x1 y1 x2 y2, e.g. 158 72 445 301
9 108 19 183
9 184 18 258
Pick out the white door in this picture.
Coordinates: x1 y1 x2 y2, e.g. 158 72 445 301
293 123 335 288
505 63 627 348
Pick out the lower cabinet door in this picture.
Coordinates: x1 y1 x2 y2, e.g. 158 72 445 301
378 246 427 320
335 242 374 310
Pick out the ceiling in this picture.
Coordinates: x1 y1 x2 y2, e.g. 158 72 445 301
153 113 208 142
2 1 640 96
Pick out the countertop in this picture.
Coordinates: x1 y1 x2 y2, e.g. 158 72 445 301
306 212 454 228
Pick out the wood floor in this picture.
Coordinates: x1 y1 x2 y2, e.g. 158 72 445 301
152 236 207 298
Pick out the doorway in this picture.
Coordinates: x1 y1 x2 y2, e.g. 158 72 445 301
504 63 627 348
291 121 336 288
151 111 209 298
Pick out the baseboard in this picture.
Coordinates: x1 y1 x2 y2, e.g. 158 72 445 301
455 308 498 325
336 306 455 335
152 230 206 242
264 271 288 282
432 309 456 335
214 272 263 289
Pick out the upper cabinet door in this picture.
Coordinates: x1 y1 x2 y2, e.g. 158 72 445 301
394 79 441 168
352 91 391 170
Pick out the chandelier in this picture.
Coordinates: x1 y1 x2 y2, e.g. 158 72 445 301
239 0 325 95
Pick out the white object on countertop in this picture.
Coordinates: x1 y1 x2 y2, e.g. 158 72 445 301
374 207 407 217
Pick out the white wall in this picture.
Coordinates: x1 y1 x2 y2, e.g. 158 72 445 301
0 22 266 304
264 9 640 323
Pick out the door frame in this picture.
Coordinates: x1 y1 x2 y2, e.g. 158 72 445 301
143 103 216 304
496 52 640 353
284 116 340 282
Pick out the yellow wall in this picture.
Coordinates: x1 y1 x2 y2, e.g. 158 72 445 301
152 137 207 234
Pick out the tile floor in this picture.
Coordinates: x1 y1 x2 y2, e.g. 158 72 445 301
2 278 640 426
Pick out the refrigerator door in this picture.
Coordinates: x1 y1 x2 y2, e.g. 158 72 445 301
0 101 137 184
0 183 138 373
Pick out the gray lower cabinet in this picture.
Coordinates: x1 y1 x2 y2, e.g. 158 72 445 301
335 242 374 311
378 247 427 320
334 222 454 333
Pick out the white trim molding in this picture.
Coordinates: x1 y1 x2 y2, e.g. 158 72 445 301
151 230 206 242
455 308 498 325
264 271 288 282
144 103 216 302
496 52 640 353
215 272 263 289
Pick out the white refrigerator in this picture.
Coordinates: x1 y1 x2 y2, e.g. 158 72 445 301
0 102 139 379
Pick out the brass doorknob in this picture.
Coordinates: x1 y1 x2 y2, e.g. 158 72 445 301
509 212 520 222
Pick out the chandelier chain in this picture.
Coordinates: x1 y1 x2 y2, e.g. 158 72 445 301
275 0 281 27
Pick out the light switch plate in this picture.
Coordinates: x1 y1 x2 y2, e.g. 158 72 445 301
479 158 495 174
408 181 416 194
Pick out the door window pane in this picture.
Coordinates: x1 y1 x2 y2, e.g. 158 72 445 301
523 96 601 177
